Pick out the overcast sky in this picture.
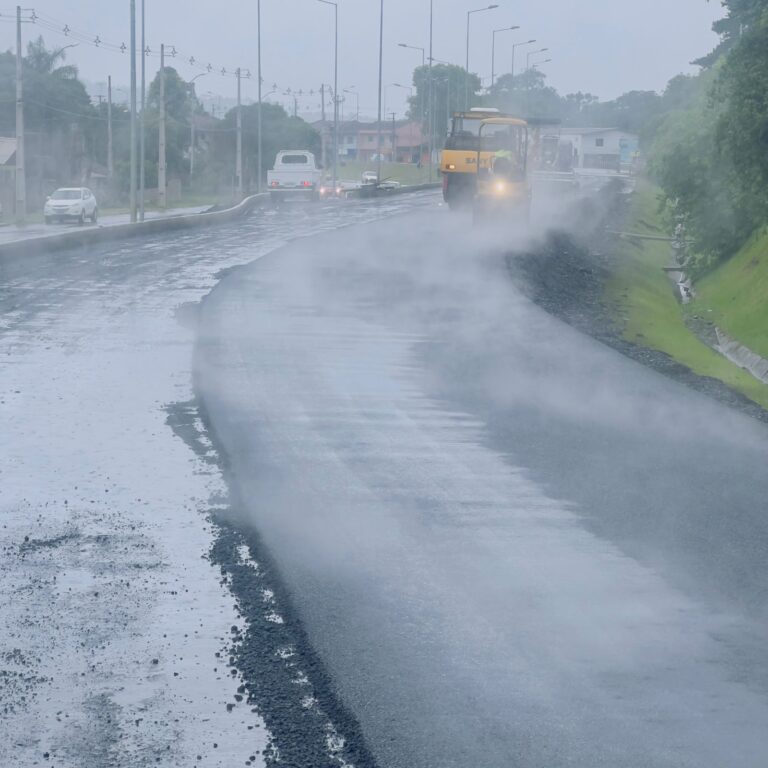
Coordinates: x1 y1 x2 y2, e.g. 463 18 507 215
2 0 724 117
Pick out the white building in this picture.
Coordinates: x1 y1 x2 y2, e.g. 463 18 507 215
559 128 639 173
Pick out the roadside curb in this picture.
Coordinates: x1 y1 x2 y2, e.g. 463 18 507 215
0 194 270 260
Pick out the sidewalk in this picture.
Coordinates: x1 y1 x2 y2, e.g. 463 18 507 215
0 206 212 247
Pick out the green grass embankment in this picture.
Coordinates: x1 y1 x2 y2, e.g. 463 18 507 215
604 181 768 409
695 228 768 360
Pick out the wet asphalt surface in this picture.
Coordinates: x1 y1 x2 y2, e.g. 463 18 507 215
3 193 768 767
0 194 423 767
195 204 768 767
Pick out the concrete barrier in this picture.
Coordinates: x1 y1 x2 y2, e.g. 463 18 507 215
347 182 442 200
0 184 440 260
0 194 270 260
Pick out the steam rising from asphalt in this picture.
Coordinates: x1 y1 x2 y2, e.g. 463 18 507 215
194 189 768 767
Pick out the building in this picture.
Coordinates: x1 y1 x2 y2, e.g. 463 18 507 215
313 119 427 166
559 128 639 173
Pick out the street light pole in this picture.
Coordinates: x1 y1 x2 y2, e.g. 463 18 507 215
15 5 26 225
397 43 425 167
344 88 359 121
428 0 434 181
377 0 384 183
236 67 243 198
129 0 137 223
159 43 167 210
511 39 536 80
107 75 114 181
257 0 263 193
491 25 519 88
318 0 339 193
465 5 498 111
139 0 146 221
526 47 548 72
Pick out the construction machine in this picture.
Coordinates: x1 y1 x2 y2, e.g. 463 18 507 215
441 108 510 209
472 117 531 225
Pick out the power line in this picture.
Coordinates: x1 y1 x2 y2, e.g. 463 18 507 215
25 9 253 83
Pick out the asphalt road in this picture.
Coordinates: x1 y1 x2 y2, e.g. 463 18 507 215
195 204 768 767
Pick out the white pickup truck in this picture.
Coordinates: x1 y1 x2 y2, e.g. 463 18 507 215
267 151 322 203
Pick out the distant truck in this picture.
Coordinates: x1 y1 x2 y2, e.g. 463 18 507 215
267 151 322 203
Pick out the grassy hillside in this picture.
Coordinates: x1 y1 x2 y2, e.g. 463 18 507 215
695 228 768 359
604 181 768 409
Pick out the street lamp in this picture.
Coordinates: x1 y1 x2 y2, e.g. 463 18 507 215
377 0 384 183
129 0 137 223
317 0 339 193
344 87 359 121
140 0 146 221
491 26 519 88
428 0 434 180
397 42 426 168
526 47 549 71
257 0 263 193
465 4 498 110
511 39 536 80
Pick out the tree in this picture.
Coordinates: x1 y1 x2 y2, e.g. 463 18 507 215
695 0 768 67
144 65 198 184
213 103 320 188
714 9 768 226
408 64 480 140
486 69 562 119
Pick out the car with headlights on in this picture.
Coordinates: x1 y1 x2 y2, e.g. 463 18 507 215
44 187 99 225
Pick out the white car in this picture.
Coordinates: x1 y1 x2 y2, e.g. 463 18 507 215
361 171 379 185
44 188 99 225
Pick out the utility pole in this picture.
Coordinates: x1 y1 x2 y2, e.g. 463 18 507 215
129 0 137 223
15 5 26 225
158 43 167 210
188 73 207 179
390 111 397 161
257 0 263 193
236 67 243 198
107 75 114 180
377 0 384 183
139 0 146 220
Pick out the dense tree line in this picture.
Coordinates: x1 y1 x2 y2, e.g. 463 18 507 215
651 0 768 267
0 38 321 206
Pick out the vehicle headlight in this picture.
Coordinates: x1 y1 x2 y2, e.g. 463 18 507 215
69 204 81 212
494 180 507 195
